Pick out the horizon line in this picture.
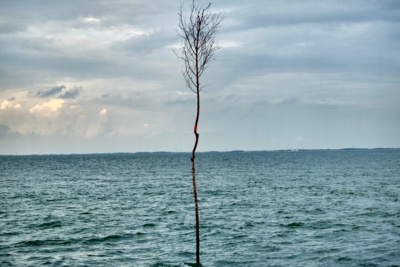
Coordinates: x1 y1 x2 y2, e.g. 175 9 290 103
1 147 399 157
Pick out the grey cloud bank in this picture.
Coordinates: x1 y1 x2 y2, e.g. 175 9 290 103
0 0 399 154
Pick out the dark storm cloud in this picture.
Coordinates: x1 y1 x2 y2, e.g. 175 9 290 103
36 85 66 98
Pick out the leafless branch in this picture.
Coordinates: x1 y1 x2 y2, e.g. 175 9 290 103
175 0 223 93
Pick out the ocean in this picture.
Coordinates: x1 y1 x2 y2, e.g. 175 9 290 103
1 150 399 266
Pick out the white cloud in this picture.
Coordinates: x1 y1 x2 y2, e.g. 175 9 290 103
0 99 22 110
99 108 108 115
29 99 64 116
82 16 101 24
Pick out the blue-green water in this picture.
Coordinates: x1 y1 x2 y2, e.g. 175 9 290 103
1 150 399 266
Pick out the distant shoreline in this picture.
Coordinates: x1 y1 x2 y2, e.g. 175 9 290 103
1 147 399 157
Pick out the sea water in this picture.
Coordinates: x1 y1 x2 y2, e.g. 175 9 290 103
1 150 399 266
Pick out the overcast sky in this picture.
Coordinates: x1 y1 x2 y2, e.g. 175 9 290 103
0 0 399 154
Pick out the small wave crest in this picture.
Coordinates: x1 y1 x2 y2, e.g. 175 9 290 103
83 233 136 245
283 222 305 228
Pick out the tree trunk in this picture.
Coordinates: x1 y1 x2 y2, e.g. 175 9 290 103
191 76 200 265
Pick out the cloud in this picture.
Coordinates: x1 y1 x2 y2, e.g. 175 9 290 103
99 108 107 115
59 87 81 99
82 16 101 24
0 95 112 138
36 85 66 98
29 99 64 115
0 98 22 110
35 85 81 99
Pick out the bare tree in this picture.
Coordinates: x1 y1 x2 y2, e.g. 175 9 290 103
175 0 222 265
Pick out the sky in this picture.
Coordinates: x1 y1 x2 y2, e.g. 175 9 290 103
0 0 399 154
